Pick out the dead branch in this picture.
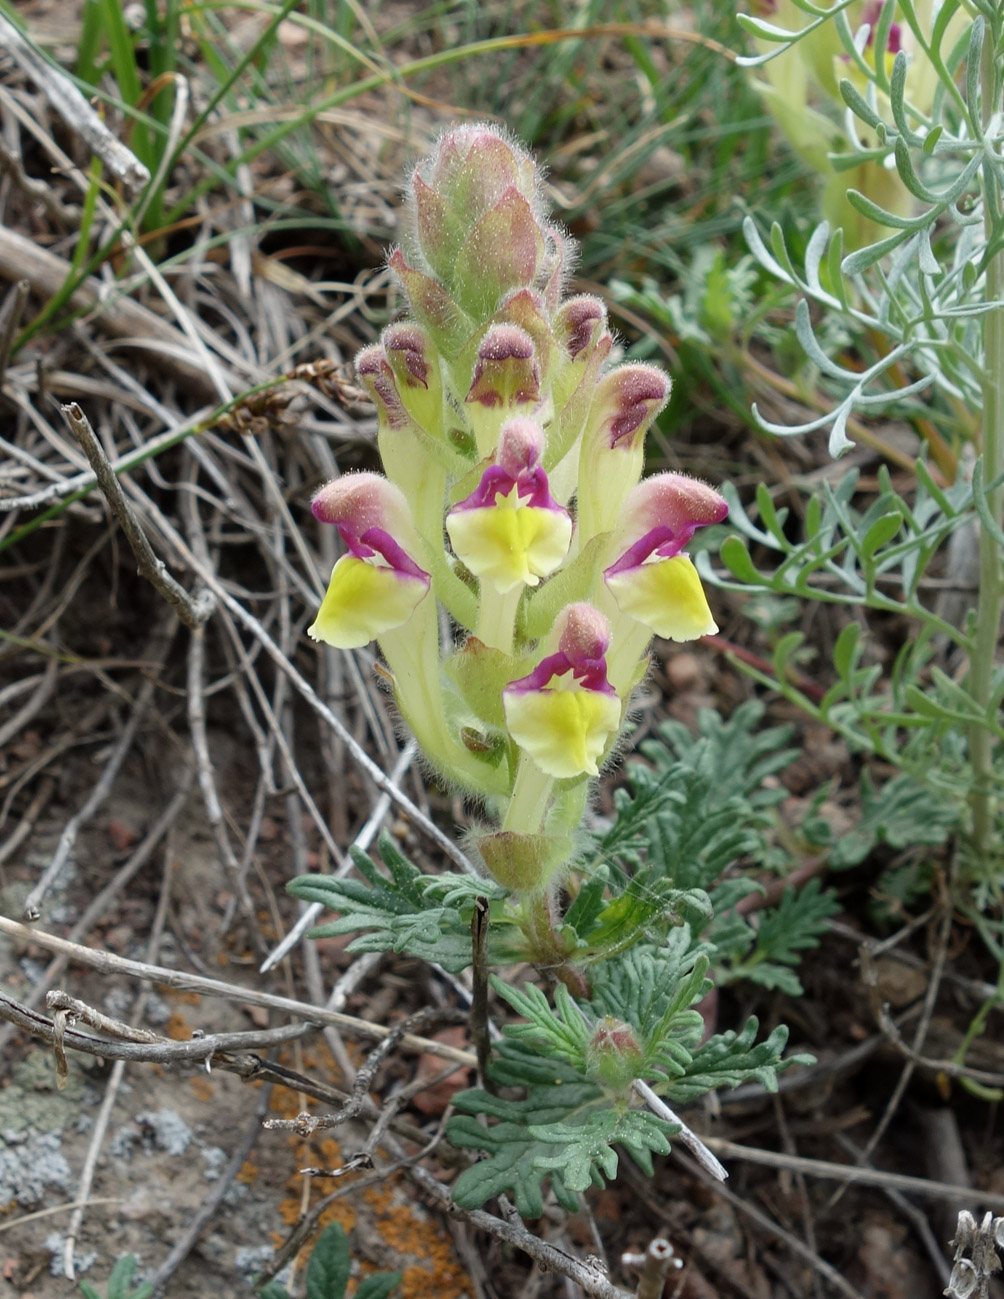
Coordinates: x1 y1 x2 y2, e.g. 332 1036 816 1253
61 402 213 629
0 915 477 1066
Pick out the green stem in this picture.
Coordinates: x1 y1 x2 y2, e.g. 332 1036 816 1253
521 890 563 966
380 612 508 796
971 27 1004 866
503 756 554 834
476 584 522 654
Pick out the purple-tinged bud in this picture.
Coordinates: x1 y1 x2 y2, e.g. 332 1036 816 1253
355 344 409 431
492 289 554 386
585 1017 645 1096
588 364 671 451
383 324 430 387
604 474 728 643
555 296 609 361
465 324 541 455
467 325 539 407
576 364 672 542
382 323 444 437
545 296 614 477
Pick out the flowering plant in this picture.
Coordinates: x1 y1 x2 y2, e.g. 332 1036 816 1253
289 125 813 1215
305 125 727 964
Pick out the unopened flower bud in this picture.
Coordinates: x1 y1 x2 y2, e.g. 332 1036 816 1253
465 324 541 454
585 1017 645 1096
382 323 444 436
554 295 610 362
401 125 558 327
588 363 672 451
577 364 672 541
388 247 471 356
355 344 409 432
547 296 614 477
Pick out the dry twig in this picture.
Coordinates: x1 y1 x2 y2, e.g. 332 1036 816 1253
0 915 476 1065
61 402 213 629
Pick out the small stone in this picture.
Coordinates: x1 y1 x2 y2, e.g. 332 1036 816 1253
134 1109 192 1156
107 818 139 851
665 652 702 690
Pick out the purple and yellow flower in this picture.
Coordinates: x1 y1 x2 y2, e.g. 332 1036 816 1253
446 417 572 595
603 473 728 641
503 604 621 780
308 473 430 649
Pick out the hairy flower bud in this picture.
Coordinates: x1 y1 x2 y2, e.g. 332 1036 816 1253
577 364 672 541
355 343 409 432
585 1017 645 1096
465 324 541 454
381 323 444 436
397 125 561 332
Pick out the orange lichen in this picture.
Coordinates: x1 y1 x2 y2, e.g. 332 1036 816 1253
362 1184 471 1299
189 1076 214 1102
263 1044 467 1298
164 1013 191 1041
237 1158 259 1185
398 1255 471 1299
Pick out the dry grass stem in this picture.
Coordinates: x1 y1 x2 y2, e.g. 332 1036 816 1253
699 1137 1004 1212
0 13 149 194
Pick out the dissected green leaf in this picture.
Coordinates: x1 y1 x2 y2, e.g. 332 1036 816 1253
448 1045 675 1212
828 771 960 868
721 881 840 994
662 1018 809 1103
355 1274 403 1299
287 831 524 972
589 935 710 1066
